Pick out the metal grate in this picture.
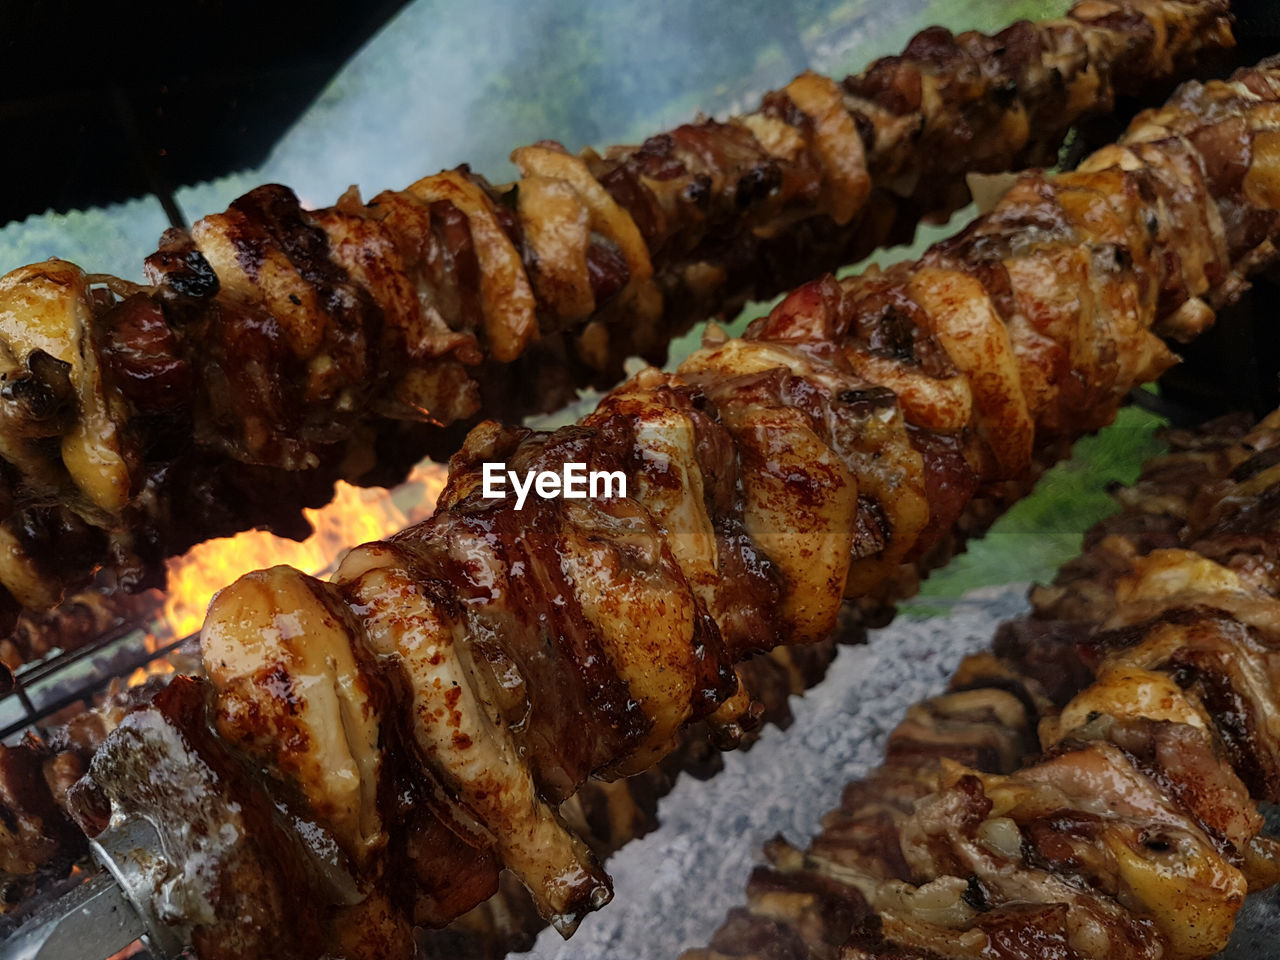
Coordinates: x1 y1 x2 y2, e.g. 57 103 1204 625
0 622 192 743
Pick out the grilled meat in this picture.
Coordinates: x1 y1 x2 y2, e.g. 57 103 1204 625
0 587 163 667
52 56 1280 960
415 630 862 960
0 678 163 914
687 410 1280 960
0 627 847 942
0 0 1233 640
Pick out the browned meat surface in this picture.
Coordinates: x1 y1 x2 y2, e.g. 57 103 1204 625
0 0 1232 644
0 587 162 667
0 679 163 913
418 637 849 960
686 412 1280 960
49 54 1280 960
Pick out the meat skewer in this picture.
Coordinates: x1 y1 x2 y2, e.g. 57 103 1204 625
0 611 849 942
0 0 1233 639
418 633 851 959
25 56 1279 960
686 409 1280 960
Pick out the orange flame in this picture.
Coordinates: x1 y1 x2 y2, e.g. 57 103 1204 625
125 647 176 688
105 942 146 959
158 461 448 640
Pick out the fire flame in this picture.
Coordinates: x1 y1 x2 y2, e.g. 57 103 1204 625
105 943 146 960
124 632 178 688
157 461 448 641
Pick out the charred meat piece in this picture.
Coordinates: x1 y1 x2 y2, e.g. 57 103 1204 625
688 409 1280 960
45 54 1280 960
0 0 1233 641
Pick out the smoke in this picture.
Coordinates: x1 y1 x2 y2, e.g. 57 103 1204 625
0 0 1070 278
176 0 941 218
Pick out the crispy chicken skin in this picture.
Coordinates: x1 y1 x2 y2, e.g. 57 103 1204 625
55 51 1280 960
0 0 1232 650
201 567 386 867
334 541 612 932
689 413 1280 960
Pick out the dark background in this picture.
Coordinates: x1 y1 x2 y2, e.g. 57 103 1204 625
0 0 410 227
0 0 879 228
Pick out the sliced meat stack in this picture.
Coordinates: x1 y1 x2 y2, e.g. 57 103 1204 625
687 414 1280 960
0 0 1231 637
43 56 1280 960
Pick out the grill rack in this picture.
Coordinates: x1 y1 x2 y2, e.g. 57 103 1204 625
0 458 446 745
0 619 193 744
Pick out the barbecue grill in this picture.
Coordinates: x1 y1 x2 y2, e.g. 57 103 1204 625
5 1 1280 959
